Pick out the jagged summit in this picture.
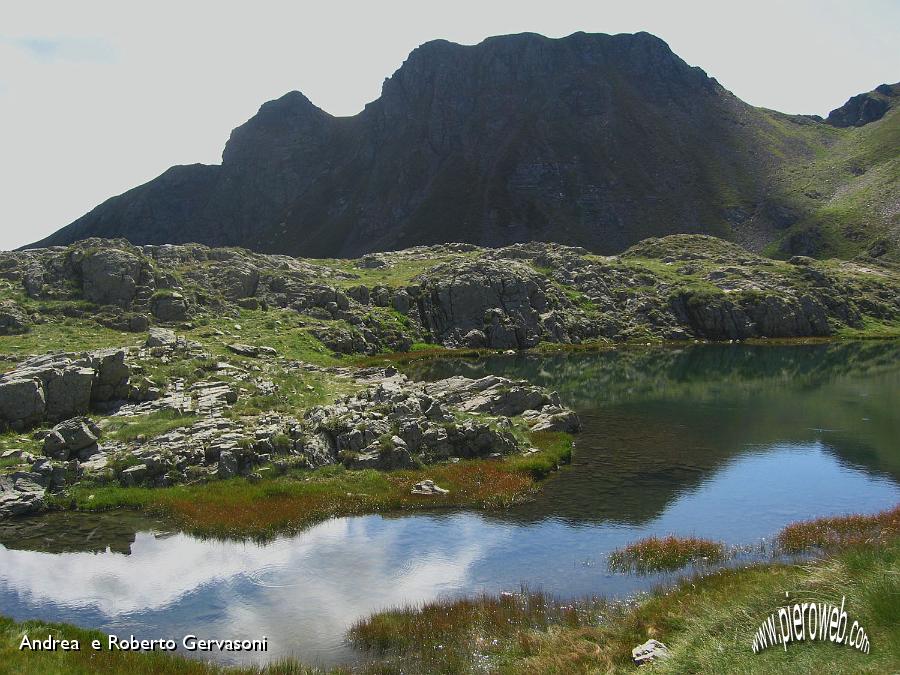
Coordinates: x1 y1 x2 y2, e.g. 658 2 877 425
27 32 900 260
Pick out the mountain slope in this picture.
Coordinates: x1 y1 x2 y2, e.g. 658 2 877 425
28 32 900 260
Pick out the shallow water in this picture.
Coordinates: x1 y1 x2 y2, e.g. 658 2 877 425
1 342 898 667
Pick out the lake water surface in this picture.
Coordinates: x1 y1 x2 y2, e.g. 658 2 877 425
1 342 898 667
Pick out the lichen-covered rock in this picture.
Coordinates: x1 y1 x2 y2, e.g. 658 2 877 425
0 300 30 335
44 367 95 421
0 475 46 518
0 378 45 431
79 248 146 307
43 417 101 461
0 348 133 430
90 348 132 402
151 292 189 322
122 464 148 486
218 450 238 478
301 371 577 468
415 258 580 349
146 327 177 347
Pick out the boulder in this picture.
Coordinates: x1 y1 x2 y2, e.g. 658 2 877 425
151 292 189 322
146 326 177 347
80 248 144 306
411 479 449 495
44 367 94 421
632 639 671 665
0 378 45 430
0 476 46 519
218 450 238 478
0 300 30 335
529 408 582 433
121 463 148 486
43 417 101 460
222 262 259 299
128 314 150 332
90 348 131 402
227 343 277 358
349 437 416 470
464 329 487 348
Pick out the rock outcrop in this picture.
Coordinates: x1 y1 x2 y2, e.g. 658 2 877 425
2 236 898 356
0 348 132 430
825 83 897 128
14 368 578 492
297 371 578 470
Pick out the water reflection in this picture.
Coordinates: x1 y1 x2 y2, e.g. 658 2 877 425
409 341 900 524
1 445 897 667
1 343 898 667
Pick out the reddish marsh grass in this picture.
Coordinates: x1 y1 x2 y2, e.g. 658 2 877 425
69 431 572 538
608 535 726 573
776 504 900 553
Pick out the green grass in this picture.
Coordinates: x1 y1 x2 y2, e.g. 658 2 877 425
0 430 41 471
0 317 142 365
184 308 342 367
838 317 900 339
311 251 480 289
100 410 198 443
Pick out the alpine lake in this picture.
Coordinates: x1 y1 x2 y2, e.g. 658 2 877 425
1 341 898 668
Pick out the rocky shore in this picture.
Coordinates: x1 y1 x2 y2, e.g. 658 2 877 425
1 234 897 521
0 330 578 519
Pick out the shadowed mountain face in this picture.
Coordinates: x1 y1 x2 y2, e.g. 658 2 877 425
29 32 900 259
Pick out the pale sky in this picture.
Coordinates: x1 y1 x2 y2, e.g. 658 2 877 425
2 0 898 250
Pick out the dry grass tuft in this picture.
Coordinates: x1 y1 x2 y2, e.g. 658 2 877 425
608 535 727 573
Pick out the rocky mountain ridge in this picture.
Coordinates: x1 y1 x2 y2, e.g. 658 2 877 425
28 32 900 261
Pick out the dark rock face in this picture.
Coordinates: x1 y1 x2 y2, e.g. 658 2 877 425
826 84 897 127
414 258 588 349
28 32 833 257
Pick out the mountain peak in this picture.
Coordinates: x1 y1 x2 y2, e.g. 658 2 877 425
222 90 330 166
825 82 899 127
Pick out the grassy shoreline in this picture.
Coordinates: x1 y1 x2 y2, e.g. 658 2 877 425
4 507 898 673
50 431 574 539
